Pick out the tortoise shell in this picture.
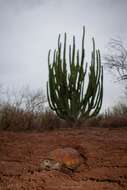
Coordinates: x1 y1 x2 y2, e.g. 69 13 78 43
48 147 83 170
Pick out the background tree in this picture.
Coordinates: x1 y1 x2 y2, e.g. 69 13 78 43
104 38 127 81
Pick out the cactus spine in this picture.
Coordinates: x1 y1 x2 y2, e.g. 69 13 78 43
47 27 103 121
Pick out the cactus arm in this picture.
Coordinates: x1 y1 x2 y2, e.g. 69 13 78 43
80 39 103 118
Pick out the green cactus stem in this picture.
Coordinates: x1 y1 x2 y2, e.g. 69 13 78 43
47 27 103 121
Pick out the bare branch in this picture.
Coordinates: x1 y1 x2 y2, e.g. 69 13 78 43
104 38 127 80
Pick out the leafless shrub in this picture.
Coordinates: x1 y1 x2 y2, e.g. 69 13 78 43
0 86 47 131
103 102 127 118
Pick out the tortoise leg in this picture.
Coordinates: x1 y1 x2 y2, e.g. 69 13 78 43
60 165 74 176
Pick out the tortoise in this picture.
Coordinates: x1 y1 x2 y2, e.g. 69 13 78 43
40 147 87 172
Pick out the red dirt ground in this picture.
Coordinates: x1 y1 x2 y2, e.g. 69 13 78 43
0 127 127 190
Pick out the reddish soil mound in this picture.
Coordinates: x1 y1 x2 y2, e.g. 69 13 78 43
0 127 127 190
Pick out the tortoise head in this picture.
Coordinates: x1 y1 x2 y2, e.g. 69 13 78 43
40 159 61 171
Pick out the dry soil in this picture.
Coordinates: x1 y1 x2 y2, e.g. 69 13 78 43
0 126 127 190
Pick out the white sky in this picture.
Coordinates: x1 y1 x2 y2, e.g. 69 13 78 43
0 0 127 111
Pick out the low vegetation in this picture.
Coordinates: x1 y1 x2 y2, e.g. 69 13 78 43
0 87 127 131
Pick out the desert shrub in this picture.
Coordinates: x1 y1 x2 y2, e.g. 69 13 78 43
111 102 127 116
96 102 127 128
79 116 102 128
0 104 65 131
99 115 127 128
0 104 35 131
101 101 127 119
0 86 47 131
39 111 61 130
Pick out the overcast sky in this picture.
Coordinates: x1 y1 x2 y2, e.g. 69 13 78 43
0 0 127 111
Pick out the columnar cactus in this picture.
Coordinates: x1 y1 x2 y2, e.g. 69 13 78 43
47 27 103 121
